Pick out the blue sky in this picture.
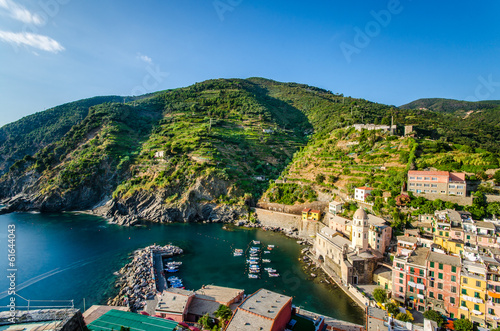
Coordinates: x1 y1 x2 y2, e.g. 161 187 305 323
1 0 499 126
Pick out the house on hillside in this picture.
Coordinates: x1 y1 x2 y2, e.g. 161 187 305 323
329 201 343 215
355 187 373 203
407 170 467 196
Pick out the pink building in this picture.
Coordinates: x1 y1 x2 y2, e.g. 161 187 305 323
155 288 195 322
426 252 461 319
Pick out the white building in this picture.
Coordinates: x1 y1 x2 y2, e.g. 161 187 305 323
354 187 373 203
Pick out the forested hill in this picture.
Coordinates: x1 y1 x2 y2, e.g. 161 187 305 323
0 96 125 174
399 98 499 115
0 78 499 224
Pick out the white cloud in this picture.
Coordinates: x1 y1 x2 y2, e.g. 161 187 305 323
138 53 152 64
0 30 64 53
0 0 43 25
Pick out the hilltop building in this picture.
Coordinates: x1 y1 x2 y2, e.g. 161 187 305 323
407 170 467 196
351 123 395 134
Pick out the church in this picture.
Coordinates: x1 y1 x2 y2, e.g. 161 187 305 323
314 208 385 285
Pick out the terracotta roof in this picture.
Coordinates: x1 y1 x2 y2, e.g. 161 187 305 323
408 170 450 176
302 208 311 212
450 172 466 181
310 209 321 214
356 186 373 190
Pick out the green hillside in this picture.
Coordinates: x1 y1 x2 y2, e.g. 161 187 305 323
399 98 498 115
1 78 499 222
0 96 125 175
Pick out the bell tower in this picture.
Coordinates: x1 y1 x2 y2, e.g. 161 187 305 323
351 208 369 252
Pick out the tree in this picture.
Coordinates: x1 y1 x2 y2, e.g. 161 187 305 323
198 313 215 329
423 309 445 326
315 173 325 184
214 304 233 327
395 312 413 322
453 318 473 331
494 170 500 185
385 302 399 316
373 288 387 304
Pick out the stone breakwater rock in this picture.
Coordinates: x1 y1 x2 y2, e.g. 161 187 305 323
107 244 183 312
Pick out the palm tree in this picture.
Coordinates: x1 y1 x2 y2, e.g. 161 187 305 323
214 304 233 329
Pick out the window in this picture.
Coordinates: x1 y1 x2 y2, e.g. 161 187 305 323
400 286 403 292
399 278 403 284
438 273 443 280
445 232 449 237
461 301 467 307
462 289 467 295
424 184 430 187
450 297 455 304
439 231 443 236
409 287 414 292
439 263 444 270
438 283 443 289
489 308 495 315
410 267 414 274
432 177 437 181
424 177 430 180
429 271 435 277
476 281 481 287
420 270 424 277
451 276 456 282
457 185 463 189
452 266 457 273
451 286 457 293
400 273 403 278
431 190 437 193
419 289 424 295
495 285 500 292
475 292 480 298
467 235 471 240
410 176 415 180
449 185 456 189
463 278 468 284
450 313 455 319
429 291 434 298
430 261 435 268
474 304 480 311
409 183 415 186
410 276 414 282
438 293 443 300
417 177 422 180
417 278 422 284
495 298 500 304
430 280 434 287
431 184 437 188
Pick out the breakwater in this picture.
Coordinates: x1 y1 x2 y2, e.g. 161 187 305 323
107 244 183 311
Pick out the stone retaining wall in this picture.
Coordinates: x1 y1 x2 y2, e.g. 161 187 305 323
254 208 323 238
413 192 473 205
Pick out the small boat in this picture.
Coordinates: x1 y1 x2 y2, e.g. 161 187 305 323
262 259 271 263
269 273 280 277
253 240 261 244
264 268 277 273
264 251 271 254
168 276 180 281
267 245 275 248
249 270 260 274
248 274 259 279
234 252 243 257
166 268 179 273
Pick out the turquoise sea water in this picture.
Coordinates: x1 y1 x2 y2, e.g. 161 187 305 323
0 212 364 324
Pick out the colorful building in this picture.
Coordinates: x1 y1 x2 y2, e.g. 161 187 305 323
426 252 461 319
302 208 321 221
408 170 467 196
485 257 500 328
354 186 373 202
460 261 487 326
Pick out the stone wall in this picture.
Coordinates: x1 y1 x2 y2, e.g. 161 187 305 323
257 201 329 215
413 192 473 205
254 208 323 239
486 194 500 203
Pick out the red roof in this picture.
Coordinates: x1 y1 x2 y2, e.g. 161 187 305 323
408 170 450 176
310 210 321 214
450 172 466 181
302 208 311 212
356 186 373 191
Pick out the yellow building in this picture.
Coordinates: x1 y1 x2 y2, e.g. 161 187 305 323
433 235 464 255
460 262 487 326
373 266 392 291
302 208 321 221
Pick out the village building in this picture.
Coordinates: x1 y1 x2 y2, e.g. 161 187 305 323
426 252 461 319
315 209 384 285
155 288 195 322
354 186 373 203
392 247 430 312
225 289 292 331
460 261 487 326
186 285 244 323
407 170 467 196
302 208 321 221
329 201 343 214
